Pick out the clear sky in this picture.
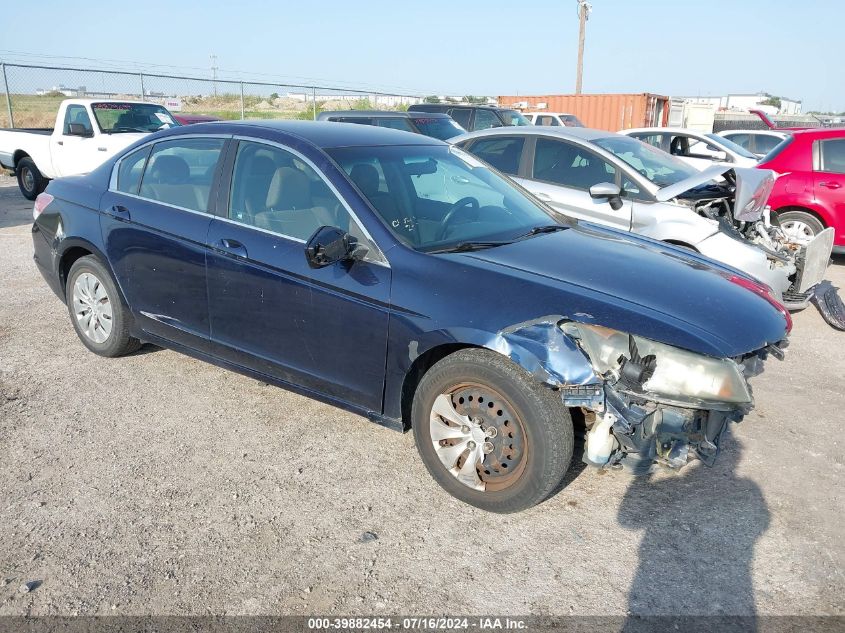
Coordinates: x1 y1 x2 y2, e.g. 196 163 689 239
0 0 841 111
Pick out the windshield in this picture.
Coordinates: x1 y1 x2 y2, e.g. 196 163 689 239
501 110 531 126
328 144 560 252
705 133 758 160
92 102 179 133
412 116 466 140
594 135 700 188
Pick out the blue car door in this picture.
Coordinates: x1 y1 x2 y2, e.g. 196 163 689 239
205 139 391 412
101 136 228 351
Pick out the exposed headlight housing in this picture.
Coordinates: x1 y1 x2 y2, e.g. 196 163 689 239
561 322 752 407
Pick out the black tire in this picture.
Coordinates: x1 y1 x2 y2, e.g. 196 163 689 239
66 255 141 357
777 209 826 240
16 157 47 201
412 348 573 513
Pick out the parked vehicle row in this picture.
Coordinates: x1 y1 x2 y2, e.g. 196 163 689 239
31 121 792 512
318 110 466 140
408 103 532 131
0 99 180 200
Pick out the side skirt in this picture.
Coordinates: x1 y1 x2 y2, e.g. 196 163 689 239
137 332 405 432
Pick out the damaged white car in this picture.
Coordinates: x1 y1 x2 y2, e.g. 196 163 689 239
453 127 840 324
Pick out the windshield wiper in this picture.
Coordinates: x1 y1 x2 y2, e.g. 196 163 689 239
513 224 568 240
427 240 513 254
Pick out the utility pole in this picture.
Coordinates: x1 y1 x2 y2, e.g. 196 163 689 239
575 1 591 94
210 54 218 97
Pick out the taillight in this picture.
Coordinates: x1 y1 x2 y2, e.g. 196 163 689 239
728 274 793 333
33 192 54 221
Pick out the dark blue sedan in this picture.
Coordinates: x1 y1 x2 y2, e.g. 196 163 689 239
31 121 790 512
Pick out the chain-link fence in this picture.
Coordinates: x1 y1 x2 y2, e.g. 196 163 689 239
713 112 823 132
0 62 423 128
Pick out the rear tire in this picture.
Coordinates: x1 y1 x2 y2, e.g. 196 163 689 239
16 157 47 201
412 348 573 513
66 255 141 357
777 209 825 244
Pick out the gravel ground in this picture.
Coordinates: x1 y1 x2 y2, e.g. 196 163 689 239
0 175 843 617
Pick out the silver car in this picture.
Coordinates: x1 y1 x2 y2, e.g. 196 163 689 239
451 127 835 313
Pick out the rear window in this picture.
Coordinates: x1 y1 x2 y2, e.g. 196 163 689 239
411 116 465 140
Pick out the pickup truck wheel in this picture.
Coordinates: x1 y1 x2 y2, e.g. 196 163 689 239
66 256 141 357
412 348 573 513
777 210 825 245
16 157 47 201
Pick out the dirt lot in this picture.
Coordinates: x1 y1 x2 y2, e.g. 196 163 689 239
0 175 843 617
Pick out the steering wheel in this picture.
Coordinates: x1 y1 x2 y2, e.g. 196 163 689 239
436 197 480 241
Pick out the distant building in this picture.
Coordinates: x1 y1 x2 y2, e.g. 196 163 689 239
675 92 802 115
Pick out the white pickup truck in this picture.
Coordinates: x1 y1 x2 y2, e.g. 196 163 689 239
0 98 179 199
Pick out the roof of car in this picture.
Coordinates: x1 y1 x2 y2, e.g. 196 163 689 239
184 119 442 148
318 110 452 119
411 103 508 111
452 126 615 143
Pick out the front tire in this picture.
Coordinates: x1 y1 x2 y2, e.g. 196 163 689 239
777 209 825 245
16 157 47 201
66 256 141 357
412 349 573 513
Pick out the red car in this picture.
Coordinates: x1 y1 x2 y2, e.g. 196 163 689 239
760 128 845 255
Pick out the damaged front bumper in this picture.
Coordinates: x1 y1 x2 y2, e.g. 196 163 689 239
563 382 745 474
559 327 788 474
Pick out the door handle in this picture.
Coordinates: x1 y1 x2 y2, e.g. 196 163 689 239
216 238 248 258
109 205 130 220
57 140 63 146
534 192 552 201
819 181 842 189
98 147 107 152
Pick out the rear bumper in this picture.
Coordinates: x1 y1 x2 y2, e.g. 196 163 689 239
32 223 64 301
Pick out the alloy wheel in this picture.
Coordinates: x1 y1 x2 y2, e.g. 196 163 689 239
72 272 113 344
780 219 815 245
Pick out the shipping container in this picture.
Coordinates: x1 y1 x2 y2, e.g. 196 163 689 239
498 93 670 132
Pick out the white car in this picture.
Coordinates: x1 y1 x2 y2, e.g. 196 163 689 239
524 112 585 127
620 127 759 171
0 98 178 199
716 129 789 158
451 126 834 311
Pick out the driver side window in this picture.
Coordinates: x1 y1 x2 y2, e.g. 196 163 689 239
532 138 617 190
229 140 364 243
63 105 93 136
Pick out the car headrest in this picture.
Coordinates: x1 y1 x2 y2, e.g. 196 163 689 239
266 167 311 210
150 155 190 184
250 155 277 175
350 163 380 197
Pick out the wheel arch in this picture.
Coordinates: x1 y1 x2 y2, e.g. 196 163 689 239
396 319 598 429
57 239 122 303
773 205 829 228
12 150 31 169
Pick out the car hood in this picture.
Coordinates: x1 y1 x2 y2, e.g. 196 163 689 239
456 223 788 358
656 165 776 222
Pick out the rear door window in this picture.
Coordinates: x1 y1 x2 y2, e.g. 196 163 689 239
116 146 152 195
466 137 525 176
138 138 225 212
536 116 560 127
754 134 783 155
818 139 845 173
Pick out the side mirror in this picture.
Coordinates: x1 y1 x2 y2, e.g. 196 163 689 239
589 182 624 210
304 226 368 269
67 123 93 137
